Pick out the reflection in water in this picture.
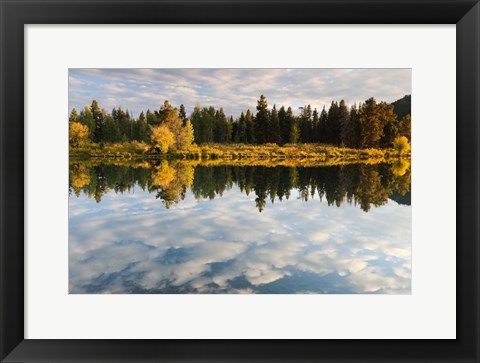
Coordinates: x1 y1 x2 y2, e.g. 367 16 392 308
70 160 411 212
69 160 411 294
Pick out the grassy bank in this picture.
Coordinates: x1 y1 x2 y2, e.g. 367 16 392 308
70 142 410 162
72 156 410 169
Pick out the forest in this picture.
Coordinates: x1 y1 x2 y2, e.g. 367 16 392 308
69 94 411 156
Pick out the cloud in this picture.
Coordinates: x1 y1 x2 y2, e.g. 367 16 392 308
69 184 411 294
68 68 411 118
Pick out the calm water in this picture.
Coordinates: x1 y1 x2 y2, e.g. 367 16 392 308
69 160 411 294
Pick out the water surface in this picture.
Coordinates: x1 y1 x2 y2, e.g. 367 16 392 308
69 160 411 294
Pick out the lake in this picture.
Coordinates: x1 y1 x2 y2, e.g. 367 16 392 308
69 159 411 294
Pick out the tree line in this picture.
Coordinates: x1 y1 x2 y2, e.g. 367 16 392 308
69 94 411 150
69 100 195 152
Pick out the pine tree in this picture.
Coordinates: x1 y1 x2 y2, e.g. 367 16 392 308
245 109 254 143
378 101 399 148
114 107 130 141
338 100 350 146
311 108 319 143
146 109 158 126
135 111 149 142
138 111 146 123
278 106 288 145
318 106 327 143
69 108 79 123
103 115 121 143
78 105 95 141
344 104 360 148
179 104 186 123
358 97 383 148
326 101 341 145
237 112 247 143
205 106 216 143
269 105 281 144
254 95 269 144
286 107 298 143
190 103 203 143
215 108 228 143
381 118 399 148
299 104 312 143
91 100 104 143
399 114 411 141
226 116 234 143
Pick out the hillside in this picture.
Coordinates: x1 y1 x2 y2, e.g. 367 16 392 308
392 94 411 120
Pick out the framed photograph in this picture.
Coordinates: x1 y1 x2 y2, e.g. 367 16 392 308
1 0 478 362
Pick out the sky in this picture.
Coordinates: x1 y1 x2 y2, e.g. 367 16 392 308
69 68 411 119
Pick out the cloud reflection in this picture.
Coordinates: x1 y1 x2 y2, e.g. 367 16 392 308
69 180 411 294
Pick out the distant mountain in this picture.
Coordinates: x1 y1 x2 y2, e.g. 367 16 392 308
391 95 411 120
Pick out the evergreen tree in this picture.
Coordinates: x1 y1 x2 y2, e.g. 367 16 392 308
146 109 158 126
158 100 178 124
318 106 327 143
114 107 131 141
111 107 118 121
103 115 121 143
237 112 247 143
278 106 288 145
399 114 411 141
358 97 383 148
226 116 234 143
311 108 319 143
378 101 399 148
91 100 104 143
299 104 312 143
215 107 227 143
78 105 95 141
135 111 149 142
254 95 269 144
179 104 186 123
381 118 399 148
245 109 254 143
204 106 216 143
338 100 350 146
69 108 79 123
269 105 281 144
232 119 239 142
138 111 145 123
326 101 341 145
343 104 360 148
286 107 298 143
191 103 203 143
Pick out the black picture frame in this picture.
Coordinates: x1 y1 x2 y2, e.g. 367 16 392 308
1 0 479 362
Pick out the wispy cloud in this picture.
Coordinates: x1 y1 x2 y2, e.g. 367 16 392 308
69 68 411 118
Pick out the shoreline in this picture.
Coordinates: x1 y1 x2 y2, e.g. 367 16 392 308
70 142 410 163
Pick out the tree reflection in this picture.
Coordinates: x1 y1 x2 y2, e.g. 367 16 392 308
149 160 195 208
69 159 411 212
